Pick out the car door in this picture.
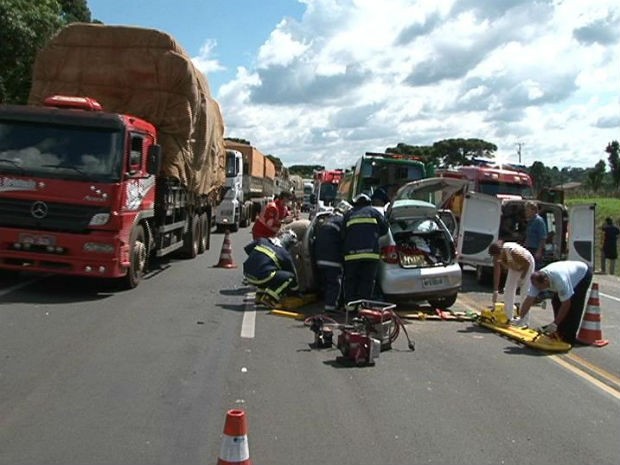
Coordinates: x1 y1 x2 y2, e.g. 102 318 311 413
456 192 501 267
568 203 596 266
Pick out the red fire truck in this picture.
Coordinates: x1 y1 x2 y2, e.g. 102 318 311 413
310 169 345 216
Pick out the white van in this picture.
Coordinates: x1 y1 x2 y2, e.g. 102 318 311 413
456 192 596 284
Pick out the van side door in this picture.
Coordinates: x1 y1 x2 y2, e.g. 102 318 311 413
456 192 501 267
568 203 596 266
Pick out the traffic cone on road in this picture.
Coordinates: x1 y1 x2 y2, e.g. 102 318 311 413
217 409 252 465
214 230 237 269
576 282 609 347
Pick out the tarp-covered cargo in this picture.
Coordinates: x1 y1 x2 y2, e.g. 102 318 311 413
28 23 225 197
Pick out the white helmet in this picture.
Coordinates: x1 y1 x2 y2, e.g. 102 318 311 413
353 193 371 205
335 200 353 214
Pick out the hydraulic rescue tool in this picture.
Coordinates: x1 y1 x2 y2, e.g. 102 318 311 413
306 300 415 366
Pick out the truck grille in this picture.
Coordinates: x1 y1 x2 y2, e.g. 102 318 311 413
0 198 108 233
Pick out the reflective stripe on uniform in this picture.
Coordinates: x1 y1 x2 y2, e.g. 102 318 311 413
255 245 281 268
346 217 378 228
344 252 380 261
273 277 294 297
246 270 277 285
316 260 343 268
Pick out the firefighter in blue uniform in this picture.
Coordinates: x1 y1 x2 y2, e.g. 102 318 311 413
313 200 352 312
243 230 299 307
342 193 389 304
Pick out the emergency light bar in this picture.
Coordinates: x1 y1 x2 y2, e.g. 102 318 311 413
43 95 103 112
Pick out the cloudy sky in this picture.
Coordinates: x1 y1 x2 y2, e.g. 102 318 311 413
89 0 619 170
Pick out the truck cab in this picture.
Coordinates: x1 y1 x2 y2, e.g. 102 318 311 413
214 149 249 232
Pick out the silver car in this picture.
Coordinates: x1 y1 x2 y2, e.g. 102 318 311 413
377 178 467 308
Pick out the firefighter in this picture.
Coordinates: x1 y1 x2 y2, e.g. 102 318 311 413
313 200 353 312
251 192 293 240
342 193 389 305
243 229 299 307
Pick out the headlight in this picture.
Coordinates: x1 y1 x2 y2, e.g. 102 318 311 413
89 213 110 226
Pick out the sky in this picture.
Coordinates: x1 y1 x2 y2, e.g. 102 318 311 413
86 0 619 170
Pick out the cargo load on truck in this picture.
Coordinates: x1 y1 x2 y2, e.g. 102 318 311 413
28 22 225 199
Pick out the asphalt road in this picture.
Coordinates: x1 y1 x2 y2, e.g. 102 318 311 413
0 225 619 465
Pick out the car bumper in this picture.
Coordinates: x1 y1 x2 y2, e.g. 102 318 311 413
378 262 461 299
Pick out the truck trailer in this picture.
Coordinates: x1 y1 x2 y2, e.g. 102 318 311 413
0 23 227 288
214 141 275 232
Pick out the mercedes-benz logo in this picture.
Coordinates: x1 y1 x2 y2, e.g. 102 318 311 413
31 201 48 219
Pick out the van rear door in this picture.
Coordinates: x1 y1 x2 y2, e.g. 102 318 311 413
457 192 501 266
568 203 596 266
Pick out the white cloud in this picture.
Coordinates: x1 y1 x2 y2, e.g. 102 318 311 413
192 39 225 74
215 0 620 170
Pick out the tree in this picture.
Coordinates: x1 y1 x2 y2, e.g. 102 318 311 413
224 137 252 145
585 160 606 192
385 143 435 164
431 138 497 167
0 0 93 104
606 140 620 190
288 165 324 178
529 161 551 195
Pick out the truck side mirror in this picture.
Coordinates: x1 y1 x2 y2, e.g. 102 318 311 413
146 144 161 175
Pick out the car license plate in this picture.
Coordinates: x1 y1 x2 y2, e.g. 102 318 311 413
423 277 445 288
19 233 56 246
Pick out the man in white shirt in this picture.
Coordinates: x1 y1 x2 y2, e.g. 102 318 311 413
518 261 592 343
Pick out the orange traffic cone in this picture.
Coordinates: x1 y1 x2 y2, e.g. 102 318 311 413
214 230 237 268
576 282 609 347
217 409 252 465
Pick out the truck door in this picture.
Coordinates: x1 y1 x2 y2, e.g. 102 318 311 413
456 192 501 266
568 203 596 266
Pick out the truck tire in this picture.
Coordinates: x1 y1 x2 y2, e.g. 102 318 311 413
198 212 208 254
429 293 458 309
122 224 147 289
180 214 200 259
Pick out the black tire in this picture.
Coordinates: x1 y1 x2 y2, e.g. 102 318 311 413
428 293 458 309
198 212 208 254
181 214 200 259
122 224 147 289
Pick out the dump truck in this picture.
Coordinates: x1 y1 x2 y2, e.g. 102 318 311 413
214 141 275 232
0 23 227 288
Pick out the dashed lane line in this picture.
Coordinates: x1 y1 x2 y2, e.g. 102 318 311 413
240 292 256 338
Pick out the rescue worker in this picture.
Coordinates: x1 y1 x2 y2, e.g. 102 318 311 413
313 200 352 312
251 192 293 240
243 230 299 307
341 193 389 305
518 260 593 343
488 240 535 324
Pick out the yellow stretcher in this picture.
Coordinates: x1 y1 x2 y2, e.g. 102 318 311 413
477 303 572 353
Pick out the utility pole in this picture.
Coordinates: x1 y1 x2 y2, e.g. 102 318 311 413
515 142 525 164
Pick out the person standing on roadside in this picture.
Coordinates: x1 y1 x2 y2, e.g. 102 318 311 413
524 201 547 270
488 240 535 324
601 217 620 275
341 193 389 305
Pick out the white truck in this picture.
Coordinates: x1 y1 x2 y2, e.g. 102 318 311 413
214 142 276 232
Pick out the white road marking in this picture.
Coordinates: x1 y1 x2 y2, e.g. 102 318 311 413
600 292 620 303
240 292 256 338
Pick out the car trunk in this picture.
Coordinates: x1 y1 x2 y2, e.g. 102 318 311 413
390 227 455 268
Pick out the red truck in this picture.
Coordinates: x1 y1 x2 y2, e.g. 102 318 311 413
0 24 226 288
310 169 344 217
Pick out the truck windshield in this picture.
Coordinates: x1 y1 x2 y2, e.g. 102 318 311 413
318 183 338 202
359 159 425 198
0 121 122 182
479 180 533 198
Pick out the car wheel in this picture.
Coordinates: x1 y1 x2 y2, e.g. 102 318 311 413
428 293 457 309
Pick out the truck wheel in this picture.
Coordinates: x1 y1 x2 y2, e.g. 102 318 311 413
181 214 200 259
198 212 209 254
123 224 147 289
429 294 458 309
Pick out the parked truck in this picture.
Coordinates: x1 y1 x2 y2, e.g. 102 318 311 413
214 141 275 231
0 23 227 288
